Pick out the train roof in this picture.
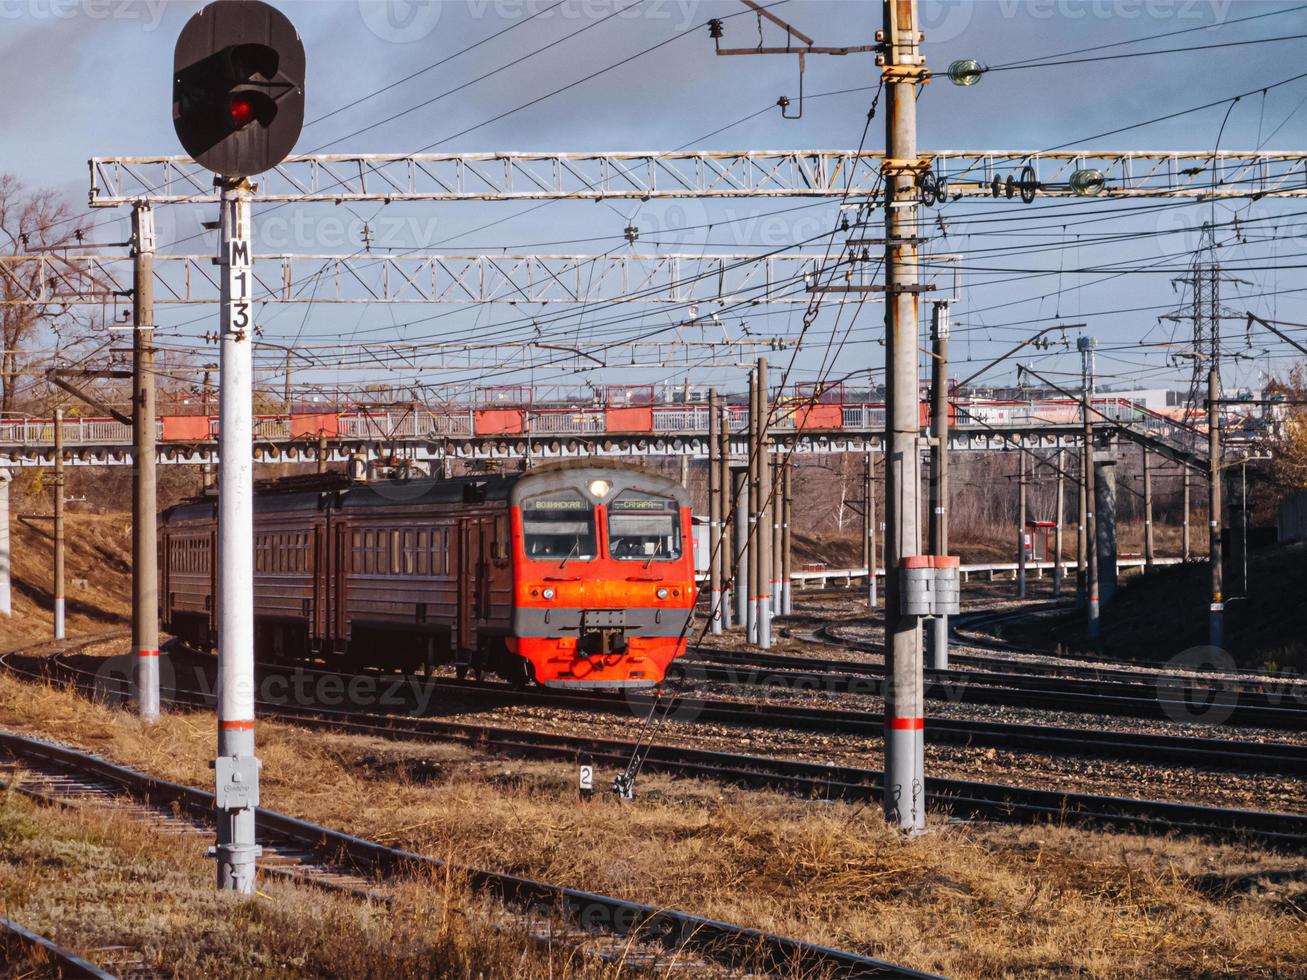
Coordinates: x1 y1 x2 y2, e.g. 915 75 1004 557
161 461 686 521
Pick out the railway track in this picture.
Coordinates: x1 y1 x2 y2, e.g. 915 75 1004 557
18 645 1307 852
0 727 929 979
948 606 1307 682
684 633 1307 731
0 915 117 979
36 644 1307 777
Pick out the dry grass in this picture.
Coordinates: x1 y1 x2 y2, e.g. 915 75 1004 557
1 672 1304 978
0 787 630 978
1 513 133 646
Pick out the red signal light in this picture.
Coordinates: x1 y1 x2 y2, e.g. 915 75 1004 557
229 94 255 128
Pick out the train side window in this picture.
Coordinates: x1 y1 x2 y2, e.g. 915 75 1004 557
403 530 415 575
363 531 375 574
390 529 400 575
416 531 428 575
443 528 452 575
351 531 361 573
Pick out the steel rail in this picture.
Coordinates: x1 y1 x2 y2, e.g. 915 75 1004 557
40 645 1306 777
949 607 1307 681
0 728 930 979
686 628 1307 715
15 643 1307 834
94 695 1307 853
0 916 117 980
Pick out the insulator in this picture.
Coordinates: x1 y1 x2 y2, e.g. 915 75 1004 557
1070 169 1107 197
708 18 723 39
947 60 983 86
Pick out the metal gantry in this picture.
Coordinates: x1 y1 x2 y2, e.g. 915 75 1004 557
0 252 849 306
87 149 1307 205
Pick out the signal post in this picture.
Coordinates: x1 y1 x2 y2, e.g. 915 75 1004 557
172 0 304 894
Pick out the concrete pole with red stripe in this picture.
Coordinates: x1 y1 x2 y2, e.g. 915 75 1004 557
53 408 65 641
215 180 261 893
708 388 723 635
0 468 9 617
881 0 926 832
132 204 160 722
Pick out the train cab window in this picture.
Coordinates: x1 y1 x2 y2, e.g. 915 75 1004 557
607 491 682 562
521 490 596 562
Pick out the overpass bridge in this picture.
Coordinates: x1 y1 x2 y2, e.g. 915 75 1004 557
0 394 1232 469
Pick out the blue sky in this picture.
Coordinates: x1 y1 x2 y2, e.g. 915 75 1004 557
4 0 1307 404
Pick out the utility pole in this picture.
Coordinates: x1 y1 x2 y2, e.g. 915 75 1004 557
732 464 749 631
863 452 876 607
52 407 65 641
1076 454 1087 601
1142 446 1155 573
201 364 216 492
283 349 292 410
746 368 759 645
1017 450 1028 599
1208 367 1223 647
782 461 794 615
0 465 7 614
1183 467 1192 561
756 357 772 649
708 389 723 635
928 300 949 668
0 468 10 617
132 203 160 723
1054 451 1065 597
215 180 261 894
880 0 926 833
1079 335 1099 638
719 406 734 630
771 453 784 621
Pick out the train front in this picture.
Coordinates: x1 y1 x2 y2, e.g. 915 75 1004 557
509 462 695 688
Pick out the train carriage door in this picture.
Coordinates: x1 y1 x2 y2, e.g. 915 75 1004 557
208 528 218 644
333 521 349 654
157 531 168 625
477 517 493 622
312 522 324 651
458 519 474 651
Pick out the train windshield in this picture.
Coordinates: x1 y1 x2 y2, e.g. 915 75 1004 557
521 490 597 562
607 491 682 561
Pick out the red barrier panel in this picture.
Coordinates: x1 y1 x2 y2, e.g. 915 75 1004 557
604 406 653 432
291 413 339 438
475 409 523 435
795 403 843 430
161 415 211 441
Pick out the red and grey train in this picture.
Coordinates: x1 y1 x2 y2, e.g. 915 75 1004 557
159 461 696 688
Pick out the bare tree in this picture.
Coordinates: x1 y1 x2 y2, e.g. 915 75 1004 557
0 175 87 415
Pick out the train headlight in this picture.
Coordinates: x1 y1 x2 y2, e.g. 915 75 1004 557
587 479 611 499
656 587 669 600
542 587 556 600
